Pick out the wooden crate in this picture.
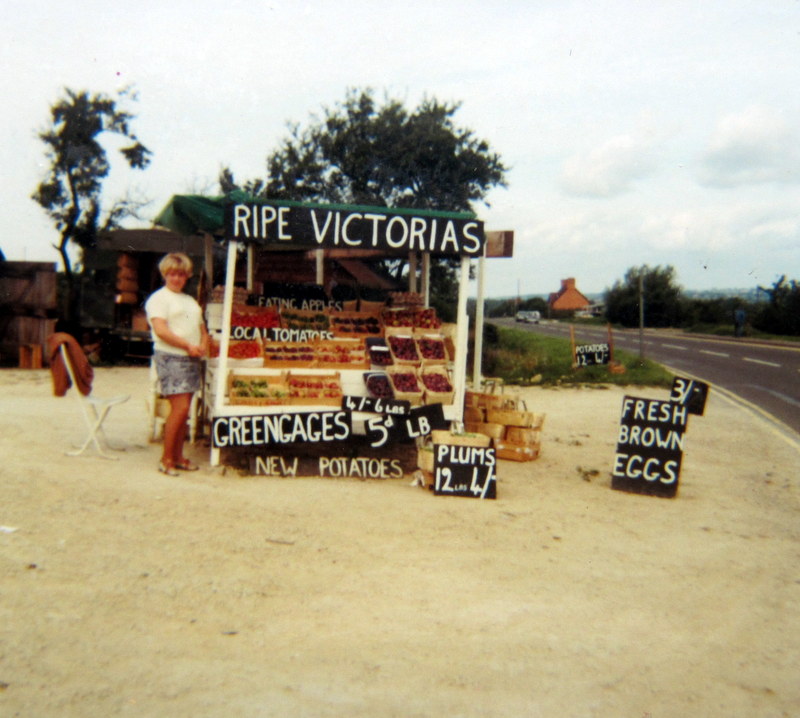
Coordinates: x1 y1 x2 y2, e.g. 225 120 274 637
327 310 382 338
262 342 317 367
286 371 343 406
227 372 289 405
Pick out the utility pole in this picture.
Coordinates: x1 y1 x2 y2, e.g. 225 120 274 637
638 267 645 360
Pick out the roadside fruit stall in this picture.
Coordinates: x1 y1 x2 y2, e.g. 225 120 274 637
155 194 487 481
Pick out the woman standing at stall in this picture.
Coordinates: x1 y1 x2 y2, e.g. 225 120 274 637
145 253 208 476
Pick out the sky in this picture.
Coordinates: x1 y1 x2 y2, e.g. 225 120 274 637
2 0 798 298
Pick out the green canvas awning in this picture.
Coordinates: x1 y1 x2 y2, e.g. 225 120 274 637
153 191 252 236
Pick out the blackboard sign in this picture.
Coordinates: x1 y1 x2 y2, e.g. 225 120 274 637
611 396 689 498
343 394 411 416
364 403 447 448
212 411 352 448
670 377 709 416
575 343 610 367
434 444 497 499
225 201 485 257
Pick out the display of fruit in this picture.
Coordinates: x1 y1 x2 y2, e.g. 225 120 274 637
390 372 421 393
365 373 394 399
417 336 446 361
281 309 330 332
231 305 281 329
230 378 287 400
389 291 424 307
263 344 315 363
388 335 419 362
414 308 440 329
383 307 440 329
329 312 382 335
210 340 262 359
422 372 453 393
369 345 393 366
383 308 418 327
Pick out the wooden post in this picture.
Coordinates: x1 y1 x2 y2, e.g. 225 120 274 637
607 323 614 364
569 324 576 368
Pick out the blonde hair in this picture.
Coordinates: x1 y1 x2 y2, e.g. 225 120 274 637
158 252 193 278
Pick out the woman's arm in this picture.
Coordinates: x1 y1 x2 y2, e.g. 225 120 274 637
150 317 205 358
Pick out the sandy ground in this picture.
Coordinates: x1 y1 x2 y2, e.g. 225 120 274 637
1 366 799 718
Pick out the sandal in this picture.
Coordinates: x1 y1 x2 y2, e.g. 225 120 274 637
174 459 199 472
158 461 179 477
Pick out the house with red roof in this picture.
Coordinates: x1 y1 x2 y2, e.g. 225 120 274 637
548 278 591 315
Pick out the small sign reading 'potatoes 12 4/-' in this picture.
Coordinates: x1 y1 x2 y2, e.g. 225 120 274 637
434 444 497 499
611 396 689 498
574 342 610 367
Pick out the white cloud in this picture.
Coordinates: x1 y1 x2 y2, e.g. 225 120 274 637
699 105 799 187
559 134 658 198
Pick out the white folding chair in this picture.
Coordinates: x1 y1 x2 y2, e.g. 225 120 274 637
60 345 130 459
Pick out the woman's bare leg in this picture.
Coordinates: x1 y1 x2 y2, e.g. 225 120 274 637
163 392 192 466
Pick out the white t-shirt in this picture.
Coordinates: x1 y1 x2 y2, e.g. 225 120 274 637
145 286 203 356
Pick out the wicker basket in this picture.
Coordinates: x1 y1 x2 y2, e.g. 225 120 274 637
506 423 545 444
386 366 423 406
486 408 539 428
464 421 506 440
386 331 421 366
494 439 541 462
420 365 454 405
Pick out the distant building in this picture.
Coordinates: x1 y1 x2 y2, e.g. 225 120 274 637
548 278 591 314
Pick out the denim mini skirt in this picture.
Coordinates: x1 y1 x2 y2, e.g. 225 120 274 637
154 351 202 396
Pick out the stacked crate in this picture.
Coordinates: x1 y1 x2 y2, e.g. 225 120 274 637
464 391 545 462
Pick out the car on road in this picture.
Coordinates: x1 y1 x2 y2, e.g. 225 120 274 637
515 310 541 324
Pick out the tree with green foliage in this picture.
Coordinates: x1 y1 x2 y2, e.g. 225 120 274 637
31 87 152 317
605 265 683 328
753 276 800 336
220 88 507 320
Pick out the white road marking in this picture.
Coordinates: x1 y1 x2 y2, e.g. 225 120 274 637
663 344 687 350
743 357 781 368
700 350 729 358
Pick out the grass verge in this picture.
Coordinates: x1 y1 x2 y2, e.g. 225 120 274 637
482 326 674 387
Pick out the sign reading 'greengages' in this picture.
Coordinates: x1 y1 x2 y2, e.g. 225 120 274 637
224 201 485 256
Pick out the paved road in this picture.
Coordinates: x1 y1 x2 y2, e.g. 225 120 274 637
492 318 800 436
